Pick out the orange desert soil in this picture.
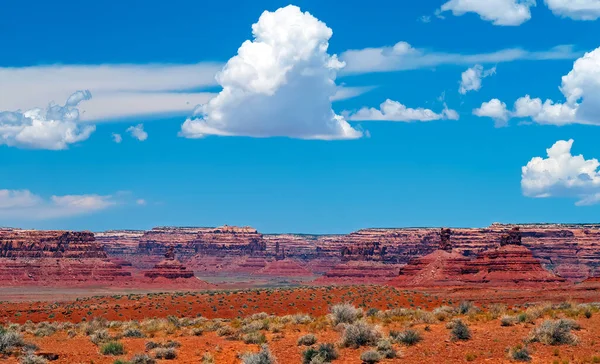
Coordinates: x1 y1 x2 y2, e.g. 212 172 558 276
0 286 442 325
2 298 600 363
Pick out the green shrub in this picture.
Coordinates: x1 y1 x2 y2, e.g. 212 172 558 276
448 319 471 341
123 328 145 338
90 329 111 345
360 350 382 364
340 321 381 348
390 329 422 346
19 353 48 364
201 352 215 364
301 339 342 364
330 303 362 325
0 331 25 354
376 339 396 359
366 308 379 317
527 319 579 345
297 334 317 346
501 315 517 327
241 344 277 364
153 348 177 360
101 341 125 356
217 326 236 337
458 301 475 314
243 332 267 344
508 345 531 362
130 353 156 364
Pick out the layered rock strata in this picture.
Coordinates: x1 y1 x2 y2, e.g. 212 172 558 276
0 229 131 286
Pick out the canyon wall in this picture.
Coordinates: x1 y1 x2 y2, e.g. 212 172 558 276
0 228 131 286
95 224 600 282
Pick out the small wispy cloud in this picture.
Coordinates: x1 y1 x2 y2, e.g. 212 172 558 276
126 124 148 141
0 190 118 220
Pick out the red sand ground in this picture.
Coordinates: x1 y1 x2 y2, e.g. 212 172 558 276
2 285 600 363
0 286 442 324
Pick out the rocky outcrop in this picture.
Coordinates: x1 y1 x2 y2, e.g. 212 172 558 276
500 227 522 246
93 223 600 282
465 245 566 285
0 229 105 258
0 229 131 286
144 248 195 280
440 228 452 251
392 250 476 286
391 245 565 287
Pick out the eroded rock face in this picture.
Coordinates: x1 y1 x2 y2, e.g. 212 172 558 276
466 245 566 285
0 229 105 258
500 227 522 246
0 229 131 286
440 228 452 251
391 245 565 287
392 250 477 286
95 224 600 282
144 247 195 280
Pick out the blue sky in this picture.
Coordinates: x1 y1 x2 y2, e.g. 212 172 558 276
1 0 600 233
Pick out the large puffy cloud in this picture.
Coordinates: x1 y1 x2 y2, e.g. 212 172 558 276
544 0 600 20
347 99 459 122
522 139 600 205
0 91 95 150
439 0 536 26
0 190 118 219
474 46 600 126
180 5 362 140
459 65 496 94
340 42 579 75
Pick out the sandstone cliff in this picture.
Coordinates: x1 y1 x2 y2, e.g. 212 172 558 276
0 228 131 286
93 223 600 282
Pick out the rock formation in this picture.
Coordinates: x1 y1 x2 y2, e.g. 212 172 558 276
391 242 565 287
0 229 131 286
93 223 600 282
144 247 195 279
440 228 452 251
465 245 566 285
500 227 522 246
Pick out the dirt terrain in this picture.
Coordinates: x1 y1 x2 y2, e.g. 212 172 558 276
1 286 600 363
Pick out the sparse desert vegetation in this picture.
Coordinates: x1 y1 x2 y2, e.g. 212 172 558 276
0 287 600 363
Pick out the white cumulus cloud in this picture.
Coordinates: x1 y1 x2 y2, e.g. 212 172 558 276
459 64 497 94
0 90 95 150
126 124 148 141
348 99 459 122
180 5 361 140
522 139 600 205
112 133 122 143
439 0 536 26
0 189 118 219
340 42 579 75
544 0 600 20
473 99 510 126
474 46 600 126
